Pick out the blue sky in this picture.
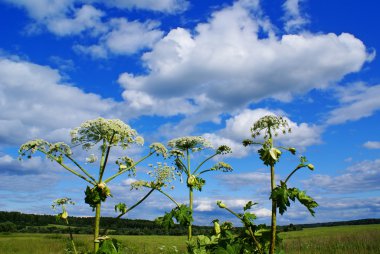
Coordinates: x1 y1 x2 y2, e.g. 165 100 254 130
1 0 380 226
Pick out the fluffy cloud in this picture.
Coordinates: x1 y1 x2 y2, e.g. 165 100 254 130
118 0 370 120
5 0 188 38
363 141 380 149
303 159 380 193
204 108 322 158
282 0 309 32
75 18 163 58
327 83 380 125
45 4 105 36
0 56 122 146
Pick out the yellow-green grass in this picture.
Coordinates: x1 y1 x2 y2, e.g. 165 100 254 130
0 224 379 254
0 233 187 254
280 224 380 254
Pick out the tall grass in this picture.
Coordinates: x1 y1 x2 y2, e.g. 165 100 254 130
1 224 379 254
280 224 380 254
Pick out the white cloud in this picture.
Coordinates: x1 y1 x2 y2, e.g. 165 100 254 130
203 108 322 158
121 178 138 186
363 141 380 149
327 83 380 125
303 159 380 193
282 0 309 32
75 18 163 58
45 4 105 36
3 0 187 38
3 0 74 20
100 0 189 13
118 1 370 120
0 56 123 146
253 208 271 217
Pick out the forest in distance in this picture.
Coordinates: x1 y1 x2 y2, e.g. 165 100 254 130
1 211 379 235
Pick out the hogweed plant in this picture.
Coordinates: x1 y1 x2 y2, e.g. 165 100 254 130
144 136 232 243
242 115 318 254
52 198 77 254
19 118 167 253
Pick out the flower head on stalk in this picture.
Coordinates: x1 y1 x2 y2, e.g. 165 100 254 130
70 118 143 150
168 136 212 152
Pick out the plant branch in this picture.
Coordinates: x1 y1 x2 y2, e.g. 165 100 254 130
284 165 304 184
99 132 115 181
102 188 156 236
155 188 180 207
61 151 96 183
40 150 94 184
104 152 154 183
193 153 218 174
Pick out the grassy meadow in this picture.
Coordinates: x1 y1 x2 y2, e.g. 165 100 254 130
0 224 379 254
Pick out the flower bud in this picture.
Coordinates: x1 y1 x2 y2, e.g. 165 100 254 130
307 164 314 170
217 201 226 209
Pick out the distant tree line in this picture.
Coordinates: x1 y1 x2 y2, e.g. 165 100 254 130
1 211 379 235
0 211 213 235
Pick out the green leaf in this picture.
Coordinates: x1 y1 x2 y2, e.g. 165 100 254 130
242 212 256 227
243 201 257 211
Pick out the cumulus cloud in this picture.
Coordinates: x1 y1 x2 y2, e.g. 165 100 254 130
75 18 163 58
303 159 380 193
327 83 380 125
45 4 105 36
204 108 322 158
282 0 309 32
0 56 123 146
363 141 380 149
118 0 370 122
3 0 187 37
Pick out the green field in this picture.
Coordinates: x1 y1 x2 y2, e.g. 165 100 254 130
0 224 379 254
279 224 380 254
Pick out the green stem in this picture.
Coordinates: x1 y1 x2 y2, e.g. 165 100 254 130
193 153 217 174
269 164 277 254
187 149 193 241
40 150 94 184
104 152 154 183
284 165 303 184
65 218 78 254
102 188 156 236
99 133 115 181
94 203 101 253
268 130 276 254
156 189 180 207
222 205 263 253
63 152 96 183
175 157 188 173
188 187 193 241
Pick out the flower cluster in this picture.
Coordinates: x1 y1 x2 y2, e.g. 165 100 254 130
19 139 50 158
116 156 136 175
216 145 232 155
150 142 168 158
209 162 233 172
19 139 73 161
70 118 144 150
168 136 212 152
250 115 291 139
148 162 177 189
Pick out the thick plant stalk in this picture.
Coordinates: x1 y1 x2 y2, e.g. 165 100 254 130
188 187 193 241
94 203 101 253
269 164 277 254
